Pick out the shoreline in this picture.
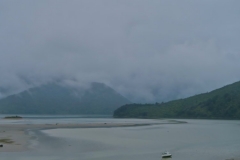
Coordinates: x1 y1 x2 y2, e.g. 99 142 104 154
0 119 239 160
0 119 184 152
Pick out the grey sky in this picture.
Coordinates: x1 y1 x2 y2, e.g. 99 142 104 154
0 0 240 102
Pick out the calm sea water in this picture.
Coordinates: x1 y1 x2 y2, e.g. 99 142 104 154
0 114 157 124
1 116 240 160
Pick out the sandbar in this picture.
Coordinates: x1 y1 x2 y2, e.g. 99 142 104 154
0 119 185 152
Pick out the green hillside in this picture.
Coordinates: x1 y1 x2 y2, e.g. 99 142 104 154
114 81 240 119
0 82 130 115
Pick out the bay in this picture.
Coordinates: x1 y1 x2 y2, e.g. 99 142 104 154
1 117 240 160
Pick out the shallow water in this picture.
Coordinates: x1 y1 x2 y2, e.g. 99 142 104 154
0 114 159 124
1 118 240 160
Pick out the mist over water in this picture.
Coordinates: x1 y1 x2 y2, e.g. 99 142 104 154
1 118 240 160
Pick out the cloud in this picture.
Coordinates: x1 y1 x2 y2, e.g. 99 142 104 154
0 0 240 102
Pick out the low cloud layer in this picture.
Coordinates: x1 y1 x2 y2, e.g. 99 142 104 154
0 0 240 102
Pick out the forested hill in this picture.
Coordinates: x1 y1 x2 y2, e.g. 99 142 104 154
0 82 130 115
114 81 240 119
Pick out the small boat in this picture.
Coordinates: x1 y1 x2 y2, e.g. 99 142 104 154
162 151 172 158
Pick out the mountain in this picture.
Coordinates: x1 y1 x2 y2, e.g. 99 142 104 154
0 82 130 115
114 81 240 119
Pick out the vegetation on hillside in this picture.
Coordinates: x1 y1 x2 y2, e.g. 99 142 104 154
0 82 130 115
114 81 240 119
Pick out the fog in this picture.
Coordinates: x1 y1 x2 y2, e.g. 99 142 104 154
0 0 240 102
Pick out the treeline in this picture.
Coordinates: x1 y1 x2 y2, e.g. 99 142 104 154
114 81 240 119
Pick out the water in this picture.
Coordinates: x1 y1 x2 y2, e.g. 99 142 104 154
1 117 240 160
0 114 158 124
0 114 111 124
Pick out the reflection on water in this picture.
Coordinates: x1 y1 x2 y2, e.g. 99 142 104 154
41 119 240 160
1 118 240 160
162 158 172 160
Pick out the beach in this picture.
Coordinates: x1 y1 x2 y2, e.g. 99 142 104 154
0 118 240 160
0 118 180 152
0 126 28 152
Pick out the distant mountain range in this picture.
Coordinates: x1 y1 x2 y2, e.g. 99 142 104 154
0 82 130 115
114 81 240 119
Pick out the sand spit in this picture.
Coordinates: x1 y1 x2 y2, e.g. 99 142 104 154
0 128 28 152
0 119 185 152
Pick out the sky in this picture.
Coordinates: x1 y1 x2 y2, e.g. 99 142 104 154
0 0 240 102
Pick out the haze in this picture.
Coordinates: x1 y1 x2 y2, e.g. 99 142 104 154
0 0 240 102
